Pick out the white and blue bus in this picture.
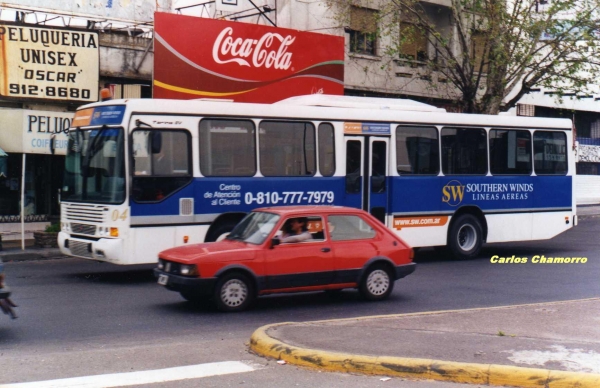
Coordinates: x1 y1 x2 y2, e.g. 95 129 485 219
58 94 576 264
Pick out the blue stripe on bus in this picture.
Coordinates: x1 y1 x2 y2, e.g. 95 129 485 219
130 175 572 217
389 175 571 213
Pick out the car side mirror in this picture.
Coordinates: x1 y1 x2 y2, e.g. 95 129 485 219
271 237 281 248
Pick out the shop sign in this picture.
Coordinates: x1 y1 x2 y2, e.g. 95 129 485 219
23 110 73 155
153 13 344 103
0 24 99 102
0 1 171 23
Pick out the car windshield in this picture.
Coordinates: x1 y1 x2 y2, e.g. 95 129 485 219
226 212 281 245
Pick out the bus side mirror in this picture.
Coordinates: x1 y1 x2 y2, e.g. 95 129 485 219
151 132 162 154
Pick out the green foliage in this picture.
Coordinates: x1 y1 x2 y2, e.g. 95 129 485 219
44 223 60 233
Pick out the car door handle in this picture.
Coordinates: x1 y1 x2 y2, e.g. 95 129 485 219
321 247 331 253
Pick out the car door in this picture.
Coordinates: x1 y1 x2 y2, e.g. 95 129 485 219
265 216 334 290
327 214 380 284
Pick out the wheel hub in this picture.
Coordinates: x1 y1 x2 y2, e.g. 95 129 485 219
366 270 389 295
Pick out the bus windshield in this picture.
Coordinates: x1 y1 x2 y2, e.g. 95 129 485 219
62 127 126 204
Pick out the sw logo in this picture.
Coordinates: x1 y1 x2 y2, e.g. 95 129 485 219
442 180 465 206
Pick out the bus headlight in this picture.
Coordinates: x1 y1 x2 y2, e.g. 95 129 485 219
180 264 198 276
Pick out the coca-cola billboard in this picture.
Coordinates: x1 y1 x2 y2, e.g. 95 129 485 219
153 13 344 103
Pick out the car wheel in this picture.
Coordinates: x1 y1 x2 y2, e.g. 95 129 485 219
360 265 394 301
214 273 255 312
206 221 238 242
448 214 483 260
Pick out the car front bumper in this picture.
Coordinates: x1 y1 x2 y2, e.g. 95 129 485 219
153 269 217 295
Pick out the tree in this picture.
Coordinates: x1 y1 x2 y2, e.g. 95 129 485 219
327 0 600 114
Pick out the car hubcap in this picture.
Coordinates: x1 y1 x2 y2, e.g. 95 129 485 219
457 224 477 251
366 270 389 295
221 279 248 307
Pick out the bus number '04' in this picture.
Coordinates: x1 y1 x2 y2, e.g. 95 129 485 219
112 209 128 221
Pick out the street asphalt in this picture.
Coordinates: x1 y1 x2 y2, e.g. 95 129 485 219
250 205 600 387
2 205 599 387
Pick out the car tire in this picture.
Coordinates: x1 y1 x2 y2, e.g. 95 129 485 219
214 273 255 312
205 221 238 242
448 214 483 260
359 264 394 301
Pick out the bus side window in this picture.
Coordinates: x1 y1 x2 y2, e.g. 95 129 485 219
259 121 316 177
441 127 487 175
131 129 192 202
318 123 335 177
199 119 256 177
396 126 439 175
533 131 567 175
489 129 532 175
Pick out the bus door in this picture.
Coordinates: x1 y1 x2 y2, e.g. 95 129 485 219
344 136 389 224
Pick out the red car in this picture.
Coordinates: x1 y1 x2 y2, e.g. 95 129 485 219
154 206 415 312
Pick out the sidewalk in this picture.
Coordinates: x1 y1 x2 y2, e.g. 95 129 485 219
0 240 63 262
250 298 600 387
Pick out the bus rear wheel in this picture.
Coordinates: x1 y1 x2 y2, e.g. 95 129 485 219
448 214 483 260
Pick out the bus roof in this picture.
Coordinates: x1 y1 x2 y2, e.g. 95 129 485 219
276 94 446 113
74 96 573 130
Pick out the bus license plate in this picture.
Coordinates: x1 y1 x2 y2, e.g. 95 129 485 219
157 274 169 285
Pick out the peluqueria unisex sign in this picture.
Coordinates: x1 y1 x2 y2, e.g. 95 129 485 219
0 23 99 102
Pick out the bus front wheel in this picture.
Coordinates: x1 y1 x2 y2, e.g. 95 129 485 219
448 214 483 260
206 221 237 242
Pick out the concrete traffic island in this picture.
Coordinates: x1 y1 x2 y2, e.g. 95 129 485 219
250 299 600 387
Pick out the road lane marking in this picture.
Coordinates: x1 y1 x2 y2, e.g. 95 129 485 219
0 361 255 388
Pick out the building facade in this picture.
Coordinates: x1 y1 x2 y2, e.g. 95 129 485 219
0 11 153 240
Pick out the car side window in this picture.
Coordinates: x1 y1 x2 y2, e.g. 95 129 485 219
277 216 325 243
328 215 376 241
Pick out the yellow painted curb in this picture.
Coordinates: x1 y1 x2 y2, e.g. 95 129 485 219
250 321 600 387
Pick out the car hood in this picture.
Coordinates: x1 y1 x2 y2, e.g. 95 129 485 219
158 240 252 263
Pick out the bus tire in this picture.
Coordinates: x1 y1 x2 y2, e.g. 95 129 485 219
214 272 255 312
206 221 237 242
448 214 483 260
359 264 394 301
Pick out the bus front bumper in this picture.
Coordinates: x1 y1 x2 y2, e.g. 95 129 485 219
58 232 123 263
153 269 217 295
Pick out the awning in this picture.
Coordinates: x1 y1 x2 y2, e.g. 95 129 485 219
0 146 7 178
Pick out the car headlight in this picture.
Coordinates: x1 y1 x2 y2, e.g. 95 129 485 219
157 259 165 270
180 264 198 276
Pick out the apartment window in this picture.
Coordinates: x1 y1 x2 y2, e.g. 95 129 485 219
349 7 377 55
399 22 428 62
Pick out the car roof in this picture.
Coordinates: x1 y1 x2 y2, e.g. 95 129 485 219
252 206 367 217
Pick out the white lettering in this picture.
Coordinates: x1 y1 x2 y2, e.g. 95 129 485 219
212 27 295 70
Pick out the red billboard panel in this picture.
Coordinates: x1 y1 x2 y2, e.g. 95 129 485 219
153 12 344 103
